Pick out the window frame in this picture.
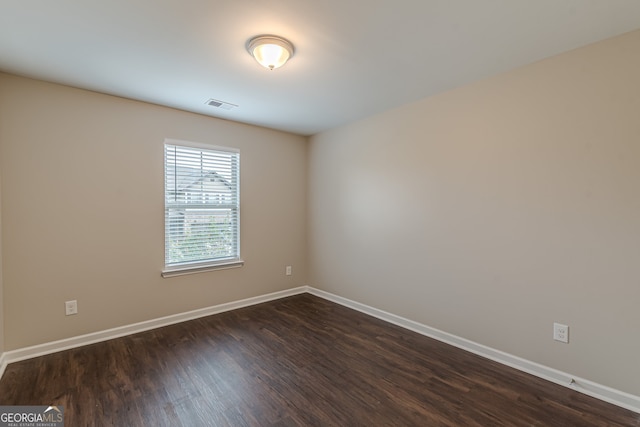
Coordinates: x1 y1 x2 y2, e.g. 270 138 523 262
162 139 243 278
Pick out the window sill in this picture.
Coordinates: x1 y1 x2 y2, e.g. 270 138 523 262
162 259 244 278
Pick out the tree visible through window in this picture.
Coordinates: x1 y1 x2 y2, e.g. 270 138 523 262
164 142 240 270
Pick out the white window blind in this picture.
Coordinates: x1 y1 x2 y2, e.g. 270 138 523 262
164 142 240 272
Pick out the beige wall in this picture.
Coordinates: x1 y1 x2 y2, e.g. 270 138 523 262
0 157 4 354
309 30 640 396
0 73 307 349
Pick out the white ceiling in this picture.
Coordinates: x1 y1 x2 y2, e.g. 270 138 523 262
1 1 640 136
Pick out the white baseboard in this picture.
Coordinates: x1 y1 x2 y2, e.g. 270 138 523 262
0 352 7 381
1 285 638 414
0 286 308 367
306 287 640 414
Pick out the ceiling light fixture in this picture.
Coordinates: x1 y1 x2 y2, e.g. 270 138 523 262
246 35 294 70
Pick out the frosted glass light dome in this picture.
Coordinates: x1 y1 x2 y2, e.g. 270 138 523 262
247 35 294 70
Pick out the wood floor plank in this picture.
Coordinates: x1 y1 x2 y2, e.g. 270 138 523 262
0 294 638 426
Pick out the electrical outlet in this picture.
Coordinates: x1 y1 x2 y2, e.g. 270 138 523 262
65 300 78 316
285 265 292 276
553 322 569 343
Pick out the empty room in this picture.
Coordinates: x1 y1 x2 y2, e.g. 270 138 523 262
0 1 639 425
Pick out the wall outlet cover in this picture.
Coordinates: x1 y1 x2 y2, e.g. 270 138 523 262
553 322 569 343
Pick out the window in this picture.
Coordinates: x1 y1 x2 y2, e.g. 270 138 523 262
163 140 242 277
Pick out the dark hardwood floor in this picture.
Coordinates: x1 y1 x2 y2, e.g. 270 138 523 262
0 294 638 426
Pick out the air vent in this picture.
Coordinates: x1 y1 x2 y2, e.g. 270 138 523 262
205 98 238 110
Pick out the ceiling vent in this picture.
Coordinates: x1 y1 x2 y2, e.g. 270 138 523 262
205 98 238 110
